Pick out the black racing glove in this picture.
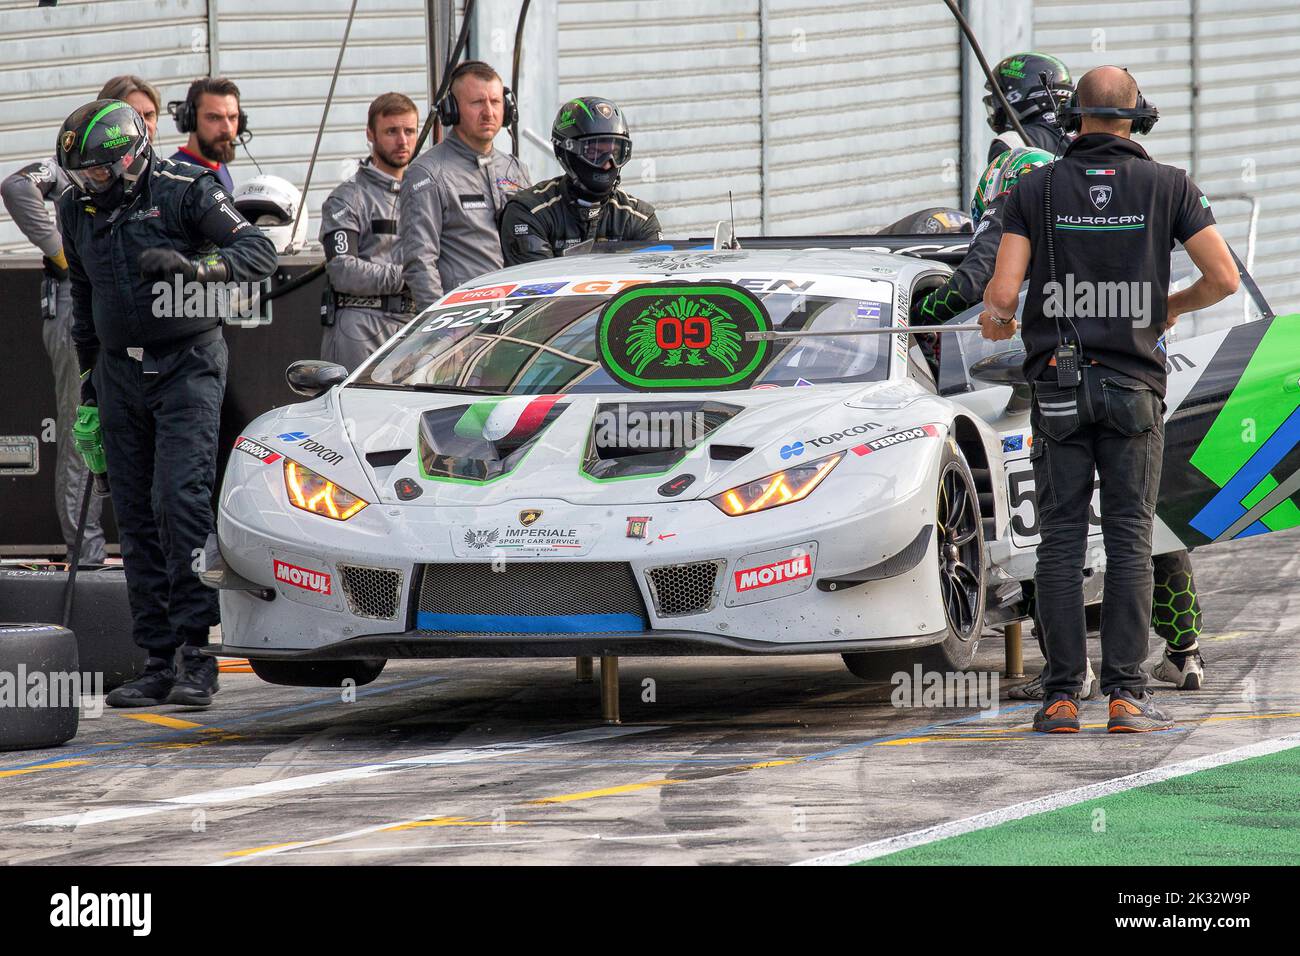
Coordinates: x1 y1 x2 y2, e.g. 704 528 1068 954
138 248 231 283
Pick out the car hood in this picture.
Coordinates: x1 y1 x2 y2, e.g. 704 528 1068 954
317 380 943 507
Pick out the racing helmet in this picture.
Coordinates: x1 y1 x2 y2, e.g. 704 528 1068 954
984 52 1074 133
551 97 633 201
233 174 307 253
878 207 974 235
971 147 1053 222
56 99 151 207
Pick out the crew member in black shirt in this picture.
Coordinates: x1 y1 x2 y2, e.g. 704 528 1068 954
978 67 1239 734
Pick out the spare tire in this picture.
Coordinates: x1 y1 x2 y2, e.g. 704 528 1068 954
0 624 80 751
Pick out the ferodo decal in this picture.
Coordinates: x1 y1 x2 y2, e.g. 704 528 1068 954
598 282 770 390
273 559 332 594
850 424 939 456
726 542 817 607
233 435 281 464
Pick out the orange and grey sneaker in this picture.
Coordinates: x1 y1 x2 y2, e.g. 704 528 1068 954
1033 692 1080 733
1107 689 1174 733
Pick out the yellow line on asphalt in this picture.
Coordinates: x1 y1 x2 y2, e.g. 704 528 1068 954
1203 711 1300 723
224 842 305 857
121 713 207 730
383 817 527 831
529 779 684 804
0 760 90 779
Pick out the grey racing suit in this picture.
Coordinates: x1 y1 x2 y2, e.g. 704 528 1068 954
398 130 530 310
0 156 105 564
319 158 414 371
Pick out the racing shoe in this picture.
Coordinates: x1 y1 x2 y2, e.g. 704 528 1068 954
106 657 175 708
1033 693 1081 734
1107 689 1174 733
167 646 219 707
1150 646 1204 690
1009 659 1100 701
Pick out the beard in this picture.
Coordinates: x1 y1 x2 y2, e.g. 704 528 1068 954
196 130 237 164
374 143 411 170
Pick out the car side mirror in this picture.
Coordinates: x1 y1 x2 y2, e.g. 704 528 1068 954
968 347 1027 386
286 360 348 398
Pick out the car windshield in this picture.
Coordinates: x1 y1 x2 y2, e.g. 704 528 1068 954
352 283 896 395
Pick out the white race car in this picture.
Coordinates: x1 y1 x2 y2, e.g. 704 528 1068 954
204 240 1290 687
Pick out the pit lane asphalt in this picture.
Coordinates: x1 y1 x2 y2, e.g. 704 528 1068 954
2 528 1297 866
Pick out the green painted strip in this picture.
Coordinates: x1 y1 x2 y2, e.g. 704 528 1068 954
858 745 1300 866
1055 224 1146 231
81 101 128 152
571 99 595 121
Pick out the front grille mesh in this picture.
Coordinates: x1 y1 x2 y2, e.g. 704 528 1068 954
338 565 403 620
418 562 648 631
646 560 723 617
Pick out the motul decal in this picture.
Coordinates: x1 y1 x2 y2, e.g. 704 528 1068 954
851 424 938 456
733 554 813 592
273 559 332 595
234 435 281 464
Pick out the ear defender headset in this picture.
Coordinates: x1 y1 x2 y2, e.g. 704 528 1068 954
435 60 518 128
168 81 249 137
1057 69 1158 135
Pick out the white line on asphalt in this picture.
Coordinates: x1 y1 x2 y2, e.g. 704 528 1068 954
794 731 1300 866
16 724 664 832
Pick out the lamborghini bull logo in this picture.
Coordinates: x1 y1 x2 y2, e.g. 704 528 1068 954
624 295 743 374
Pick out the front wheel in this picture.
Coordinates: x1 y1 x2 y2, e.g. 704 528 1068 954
842 439 987 679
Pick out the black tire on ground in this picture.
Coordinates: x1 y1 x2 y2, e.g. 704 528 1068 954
0 624 80 751
843 438 988 681
249 658 387 688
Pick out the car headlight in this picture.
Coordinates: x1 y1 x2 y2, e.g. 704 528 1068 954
709 451 844 516
283 459 368 520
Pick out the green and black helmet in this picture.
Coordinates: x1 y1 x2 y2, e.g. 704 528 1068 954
984 52 1074 132
56 99 151 204
550 97 632 200
971 146 1053 221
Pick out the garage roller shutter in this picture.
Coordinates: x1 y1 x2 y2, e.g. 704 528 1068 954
765 0 962 235
0 0 209 252
216 0 431 246
557 0 763 238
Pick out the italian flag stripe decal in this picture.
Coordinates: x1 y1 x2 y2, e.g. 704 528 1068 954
455 396 562 442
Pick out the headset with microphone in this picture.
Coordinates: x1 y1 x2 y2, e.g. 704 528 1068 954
167 82 249 139
435 60 517 128
1055 68 1159 135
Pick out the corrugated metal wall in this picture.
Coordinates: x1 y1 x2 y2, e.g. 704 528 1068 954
764 0 962 234
215 0 431 243
0 0 209 251
1192 0 1300 315
556 0 764 237
1036 0 1299 331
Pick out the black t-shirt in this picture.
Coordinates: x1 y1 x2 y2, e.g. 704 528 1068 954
1002 133 1216 396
